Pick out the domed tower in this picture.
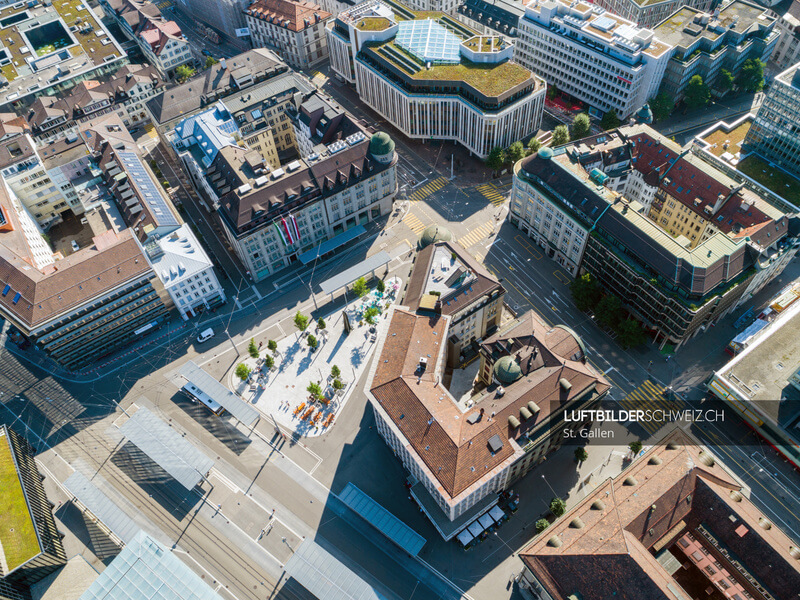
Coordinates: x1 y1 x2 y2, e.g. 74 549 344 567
419 224 452 248
368 132 396 165
493 355 522 385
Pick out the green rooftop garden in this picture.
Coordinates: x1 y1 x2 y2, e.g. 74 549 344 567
412 59 531 96
355 16 393 31
737 154 800 206
0 434 40 573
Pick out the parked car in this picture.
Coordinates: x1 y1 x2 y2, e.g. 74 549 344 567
197 328 215 343
71 240 80 251
202 49 213 57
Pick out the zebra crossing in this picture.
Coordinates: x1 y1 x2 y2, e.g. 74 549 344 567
476 183 506 206
402 213 427 235
617 380 688 435
155 0 172 8
458 223 494 249
409 177 448 202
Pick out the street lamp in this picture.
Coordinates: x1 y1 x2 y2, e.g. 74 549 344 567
541 474 557 498
224 279 243 357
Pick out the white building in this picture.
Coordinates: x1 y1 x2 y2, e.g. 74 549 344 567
139 22 194 80
145 225 226 319
327 0 546 159
770 1 800 72
245 0 332 69
590 0 715 29
516 0 672 120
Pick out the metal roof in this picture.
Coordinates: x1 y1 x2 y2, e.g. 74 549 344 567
285 541 386 600
298 225 365 265
119 408 214 490
80 531 223 600
339 483 426 556
179 361 260 426
64 471 140 545
118 151 180 229
319 251 391 295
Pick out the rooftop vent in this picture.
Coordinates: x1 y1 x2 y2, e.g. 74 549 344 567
591 500 605 510
623 476 638 486
520 406 532 420
487 434 503 453
559 378 572 391
698 450 715 467
547 536 562 548
508 415 520 428
729 490 744 502
648 455 662 465
527 401 540 414
569 518 585 529
666 442 680 450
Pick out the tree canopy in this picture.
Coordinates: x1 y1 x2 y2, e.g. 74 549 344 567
551 125 570 147
570 113 591 141
616 319 647 349
595 294 623 329
600 109 620 131
235 363 251 381
175 64 195 83
684 75 710 109
486 146 505 171
528 137 542 152
718 69 735 92
550 497 567 517
294 311 309 331
352 276 368 298
506 141 526 164
650 91 674 122
737 59 765 93
570 273 602 313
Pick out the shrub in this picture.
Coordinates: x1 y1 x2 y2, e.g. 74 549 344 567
248 338 258 359
629 440 643 455
331 365 341 379
535 518 550 533
352 277 368 298
307 334 318 349
307 382 323 401
235 363 251 381
376 279 386 293
317 317 326 330
574 447 588 463
550 497 567 517
263 354 274 369
364 306 380 324
294 311 309 332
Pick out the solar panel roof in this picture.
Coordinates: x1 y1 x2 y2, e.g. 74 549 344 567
395 19 461 64
118 151 179 228
119 408 214 490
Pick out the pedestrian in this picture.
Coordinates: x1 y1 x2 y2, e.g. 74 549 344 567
259 341 263 349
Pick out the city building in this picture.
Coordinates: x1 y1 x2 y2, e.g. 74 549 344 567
509 125 799 349
366 298 609 539
26 65 166 144
518 428 800 600
100 0 194 80
143 224 226 320
455 0 523 38
653 0 779 103
743 62 800 179
515 0 672 120
245 0 332 69
708 293 800 468
404 232 505 362
0 0 127 111
769 0 800 71
591 0 716 29
172 0 250 46
172 91 397 281
0 425 67 600
327 0 546 159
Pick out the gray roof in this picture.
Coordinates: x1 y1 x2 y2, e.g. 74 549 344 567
457 0 522 35
64 471 140 544
180 361 260 426
285 540 387 600
319 251 391 295
119 408 214 489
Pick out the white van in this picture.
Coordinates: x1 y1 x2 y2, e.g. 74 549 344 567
197 328 215 343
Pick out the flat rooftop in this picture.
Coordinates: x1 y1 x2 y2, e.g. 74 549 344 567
0 0 125 106
0 428 40 574
738 154 800 206
654 1 772 49
696 116 752 160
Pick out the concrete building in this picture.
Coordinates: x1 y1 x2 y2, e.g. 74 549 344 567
515 0 672 120
653 0 779 103
245 0 332 69
743 62 800 179
518 428 800 600
366 300 609 539
0 426 67 600
591 0 716 29
172 0 250 45
455 0 523 37
26 64 165 144
769 0 800 71
509 125 799 349
143 224 226 320
327 0 546 159
0 1 127 112
100 0 193 80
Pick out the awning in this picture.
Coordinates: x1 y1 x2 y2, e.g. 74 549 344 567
63 471 139 544
489 505 506 523
299 225 365 265
319 251 391 295
180 361 259 426
456 529 474 546
467 520 483 538
478 513 494 530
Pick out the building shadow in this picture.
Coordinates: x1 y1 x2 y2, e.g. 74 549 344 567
170 391 251 456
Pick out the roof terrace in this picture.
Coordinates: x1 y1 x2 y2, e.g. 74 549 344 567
0 428 40 574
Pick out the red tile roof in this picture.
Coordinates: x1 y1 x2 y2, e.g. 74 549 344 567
247 0 330 32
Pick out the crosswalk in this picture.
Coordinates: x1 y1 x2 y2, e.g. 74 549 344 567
616 380 687 435
155 0 172 8
409 177 448 202
476 183 506 206
402 213 426 235
458 223 494 250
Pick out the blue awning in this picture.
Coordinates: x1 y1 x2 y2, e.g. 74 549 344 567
299 225 366 265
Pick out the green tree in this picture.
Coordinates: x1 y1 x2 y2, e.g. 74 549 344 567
650 92 674 122
364 306 380 324
307 334 318 350
376 279 386 293
486 146 505 171
570 113 591 141
352 276 368 298
332 378 344 391
248 338 259 359
616 319 646 349
175 64 195 83
317 317 326 330
550 497 567 517
629 440 643 455
551 125 570 147
263 354 274 370
547 83 558 100
718 69 735 92
535 518 550 533
570 273 602 313
684 75 710 109
235 363 251 381
307 382 323 401
528 137 542 153
331 365 341 379
204 55 219 69
294 311 309 332
595 294 622 329
737 58 765 93
600 109 620 131
268 339 278 355
574 447 588 463
506 140 526 164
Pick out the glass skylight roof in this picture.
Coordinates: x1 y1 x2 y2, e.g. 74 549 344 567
395 19 461 64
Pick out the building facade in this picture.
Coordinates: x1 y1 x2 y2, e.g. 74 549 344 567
327 0 546 158
245 0 332 69
654 1 779 103
592 0 716 29
172 0 250 45
769 0 800 71
516 0 672 120
743 62 800 179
